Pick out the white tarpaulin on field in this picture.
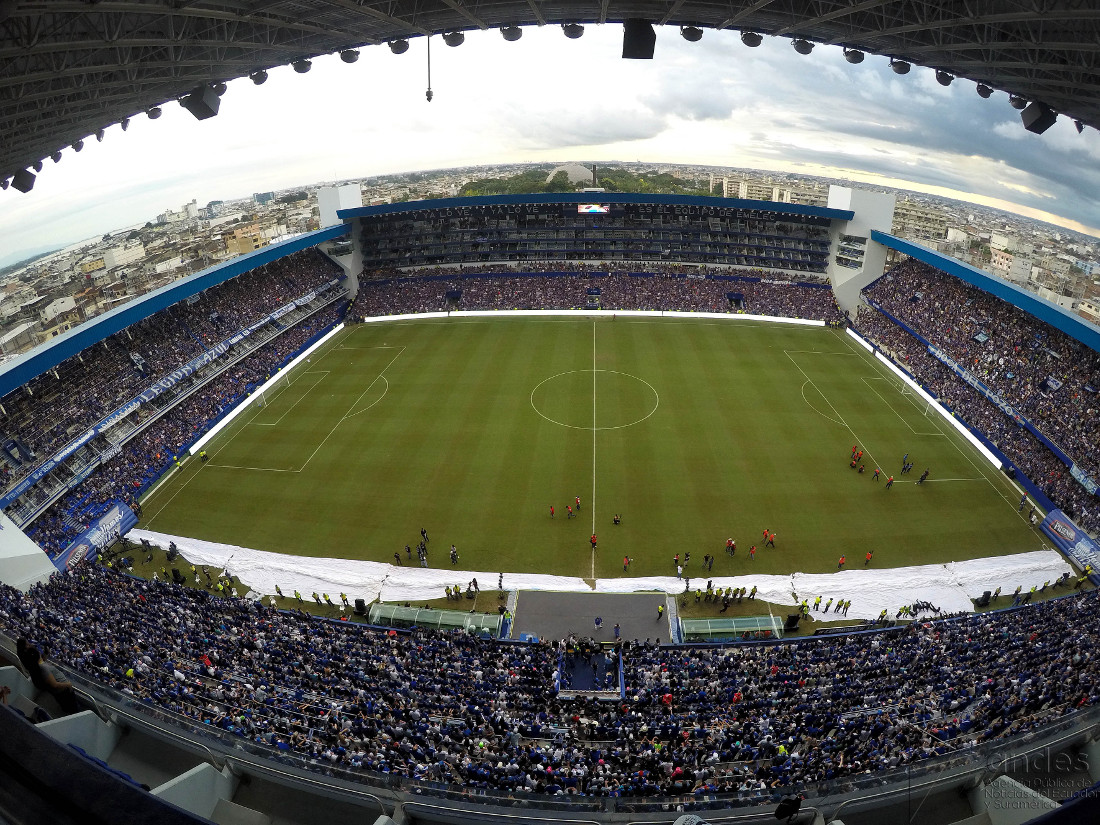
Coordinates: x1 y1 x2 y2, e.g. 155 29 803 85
129 529 1073 622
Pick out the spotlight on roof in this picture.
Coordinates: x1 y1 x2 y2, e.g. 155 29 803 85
1021 101 1057 134
791 38 813 55
443 31 464 47
340 49 359 63
249 70 268 85
976 83 993 98
1009 94 1027 110
292 58 311 73
32 160 42 172
11 169 35 193
120 117 130 131
500 26 522 42
212 81 227 95
680 26 703 43
50 151 62 163
741 31 763 48
1076 119 1085 133
562 23 584 39
843 48 864 64
388 39 409 54
147 106 162 119
73 139 84 151
890 58 911 74
95 128 105 141
935 70 954 86
0 179 7 190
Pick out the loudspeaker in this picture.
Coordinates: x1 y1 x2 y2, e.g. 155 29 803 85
11 169 35 193
171 568 185 585
354 598 366 615
977 591 991 607
783 614 801 632
181 85 221 120
775 794 801 820
1021 102 1057 134
622 20 656 59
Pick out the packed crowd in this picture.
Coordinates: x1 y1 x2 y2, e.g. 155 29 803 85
0 251 340 486
349 270 844 323
26 302 344 556
1 565 1096 801
859 261 1099 531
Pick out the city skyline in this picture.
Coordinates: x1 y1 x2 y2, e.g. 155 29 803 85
2 23 1099 266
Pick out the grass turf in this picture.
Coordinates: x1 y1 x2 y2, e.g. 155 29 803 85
139 317 1046 579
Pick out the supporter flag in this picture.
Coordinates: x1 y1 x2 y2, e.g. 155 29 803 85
1041 376 1064 392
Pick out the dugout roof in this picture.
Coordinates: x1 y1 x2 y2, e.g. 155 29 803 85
3 2 1100 185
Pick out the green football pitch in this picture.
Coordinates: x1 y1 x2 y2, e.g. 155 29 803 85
140 316 1045 579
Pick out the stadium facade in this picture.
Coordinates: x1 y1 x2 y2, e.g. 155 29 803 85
1 191 1100 825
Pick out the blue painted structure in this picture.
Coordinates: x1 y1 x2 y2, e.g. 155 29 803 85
339 192 855 222
0 224 349 400
871 230 1100 354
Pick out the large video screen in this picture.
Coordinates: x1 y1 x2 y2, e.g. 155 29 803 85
577 204 611 214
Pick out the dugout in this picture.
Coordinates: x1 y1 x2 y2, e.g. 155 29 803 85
680 615 784 642
368 603 503 637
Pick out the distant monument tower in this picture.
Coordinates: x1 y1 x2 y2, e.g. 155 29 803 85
592 165 597 186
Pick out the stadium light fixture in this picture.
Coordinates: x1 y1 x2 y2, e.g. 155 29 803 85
0 179 7 190
976 83 993 98
50 150 62 163
443 31 464 47
147 106 162 119
562 23 584 39
212 81 227 95
501 26 522 42
389 39 409 54
32 160 42 172
1076 119 1085 133
340 49 359 63
73 139 84 151
680 26 703 42
890 58 911 74
249 70 268 85
741 31 763 47
95 128 105 141
120 117 129 131
292 59 311 73
1008 95 1027 110
791 38 813 55
843 48 864 64
935 70 954 86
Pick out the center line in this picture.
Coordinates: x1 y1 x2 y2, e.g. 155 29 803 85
591 321 597 578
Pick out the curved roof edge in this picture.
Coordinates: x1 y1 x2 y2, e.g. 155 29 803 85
339 192 854 222
0 224 349 400
871 231 1100 356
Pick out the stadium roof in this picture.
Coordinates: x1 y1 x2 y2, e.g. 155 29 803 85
2 2 1100 186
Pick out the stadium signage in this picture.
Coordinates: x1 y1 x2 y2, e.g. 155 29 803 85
52 500 138 570
1070 464 1099 496
1040 510 1100 583
926 345 1022 423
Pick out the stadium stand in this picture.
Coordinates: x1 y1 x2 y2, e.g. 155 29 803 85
857 260 1100 533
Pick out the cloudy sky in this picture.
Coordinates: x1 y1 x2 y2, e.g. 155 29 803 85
2 23 1099 266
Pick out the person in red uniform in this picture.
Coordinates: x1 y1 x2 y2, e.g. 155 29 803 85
838 555 846 569
550 505 555 518
567 505 574 519
575 496 581 511
726 538 735 556
590 534 597 549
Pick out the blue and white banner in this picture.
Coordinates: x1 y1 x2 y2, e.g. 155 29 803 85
1040 510 1100 583
926 344 1023 424
1071 464 1099 496
52 501 138 571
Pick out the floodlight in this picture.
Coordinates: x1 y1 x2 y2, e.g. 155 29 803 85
0 179 7 190
1009 95 1027 110
791 38 813 55
443 31 464 47
32 160 42 172
147 107 162 119
50 151 62 163
389 39 409 54
843 48 864 64
249 70 268 85
976 83 993 98
340 49 359 63
501 26 522 42
212 81 227 95
73 139 84 151
680 26 703 42
1075 120 1085 133
563 23 584 39
890 59 910 74
935 70 953 86
292 59 311 73
741 31 762 47
95 128 105 141
120 117 129 131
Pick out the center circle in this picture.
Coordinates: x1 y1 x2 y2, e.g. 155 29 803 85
530 370 660 430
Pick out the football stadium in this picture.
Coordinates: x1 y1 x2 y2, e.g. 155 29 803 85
2 6 1100 825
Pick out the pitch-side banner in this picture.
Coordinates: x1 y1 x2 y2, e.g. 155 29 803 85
1040 510 1100 583
51 501 138 571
